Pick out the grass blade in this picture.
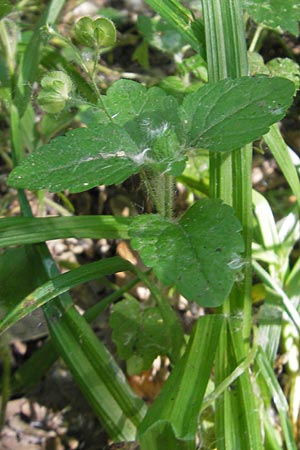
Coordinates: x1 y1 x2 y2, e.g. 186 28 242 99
215 320 263 450
45 298 147 440
264 124 300 207
0 215 131 247
0 256 131 335
143 0 205 54
8 276 141 395
138 315 224 450
255 348 297 450
253 259 300 333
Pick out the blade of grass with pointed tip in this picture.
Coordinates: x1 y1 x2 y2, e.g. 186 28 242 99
264 124 300 207
138 315 224 450
0 215 131 247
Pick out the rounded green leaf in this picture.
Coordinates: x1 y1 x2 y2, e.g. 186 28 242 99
130 199 244 307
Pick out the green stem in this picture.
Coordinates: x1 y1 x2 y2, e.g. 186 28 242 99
0 343 10 430
201 0 262 448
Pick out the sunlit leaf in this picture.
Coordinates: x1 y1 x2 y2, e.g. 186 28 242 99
180 76 294 151
244 0 300 35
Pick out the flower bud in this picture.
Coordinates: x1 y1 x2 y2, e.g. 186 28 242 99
74 16 116 48
93 17 116 47
74 17 95 47
38 71 72 113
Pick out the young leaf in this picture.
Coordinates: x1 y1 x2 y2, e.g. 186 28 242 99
110 298 171 375
244 0 300 36
92 79 181 127
130 198 244 307
180 76 294 152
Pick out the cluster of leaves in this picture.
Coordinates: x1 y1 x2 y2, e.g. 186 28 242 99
9 77 294 193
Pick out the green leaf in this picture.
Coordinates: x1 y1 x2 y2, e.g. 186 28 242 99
95 79 181 127
0 256 131 335
110 298 171 375
0 247 42 318
9 80 186 193
266 58 300 91
138 315 224 450
244 0 300 36
8 124 141 192
180 76 294 152
255 348 297 450
15 0 66 114
0 2 12 18
46 300 147 441
137 15 186 54
130 198 244 307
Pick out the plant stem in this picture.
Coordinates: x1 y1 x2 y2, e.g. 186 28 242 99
201 0 263 448
0 343 10 430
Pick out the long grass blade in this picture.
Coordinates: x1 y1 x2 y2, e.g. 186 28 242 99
264 124 300 207
45 299 147 440
138 315 224 450
0 256 131 335
143 0 205 54
255 348 297 450
0 215 131 247
8 276 141 395
253 260 300 333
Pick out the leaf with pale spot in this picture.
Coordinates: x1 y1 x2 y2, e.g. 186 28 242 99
130 199 244 307
243 0 300 35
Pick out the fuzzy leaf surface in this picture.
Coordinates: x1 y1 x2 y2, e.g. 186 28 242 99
91 79 181 127
244 0 300 35
9 80 185 193
130 199 244 307
180 76 294 151
110 298 171 375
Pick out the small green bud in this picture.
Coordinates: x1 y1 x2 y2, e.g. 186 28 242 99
74 17 95 47
93 17 116 47
74 16 116 48
38 71 73 113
